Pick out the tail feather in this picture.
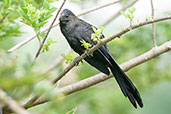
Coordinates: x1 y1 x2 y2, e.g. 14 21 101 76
108 56 143 108
112 68 128 96
127 92 137 108
131 88 143 107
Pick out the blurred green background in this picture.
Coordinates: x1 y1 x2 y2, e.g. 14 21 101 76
0 0 171 114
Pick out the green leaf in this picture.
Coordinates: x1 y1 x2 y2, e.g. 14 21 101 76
91 26 105 43
128 8 136 14
99 26 104 32
80 40 92 50
42 38 57 53
19 1 57 46
121 8 136 25
92 26 97 34
121 11 126 17
61 51 76 64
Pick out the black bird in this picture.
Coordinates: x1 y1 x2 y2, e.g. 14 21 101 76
59 9 143 108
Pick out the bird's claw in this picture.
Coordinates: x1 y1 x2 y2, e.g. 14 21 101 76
85 50 90 57
73 57 83 66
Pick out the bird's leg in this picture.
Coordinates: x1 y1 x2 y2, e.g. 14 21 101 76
85 49 92 57
73 57 83 66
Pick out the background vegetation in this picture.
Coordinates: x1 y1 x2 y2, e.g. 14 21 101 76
0 0 170 114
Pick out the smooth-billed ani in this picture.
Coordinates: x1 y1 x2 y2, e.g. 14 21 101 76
59 9 143 108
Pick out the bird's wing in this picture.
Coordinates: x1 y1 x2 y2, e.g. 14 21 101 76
78 20 108 48
77 20 112 61
75 21 113 75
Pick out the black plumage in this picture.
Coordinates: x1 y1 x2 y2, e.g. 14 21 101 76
59 9 143 108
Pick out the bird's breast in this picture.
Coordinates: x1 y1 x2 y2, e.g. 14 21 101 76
60 21 85 54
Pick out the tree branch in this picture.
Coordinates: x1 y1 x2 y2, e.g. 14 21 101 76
77 0 121 16
4 15 171 113
150 0 157 47
35 0 66 59
23 16 171 109
27 40 171 108
100 0 138 26
0 89 30 114
43 57 65 74
19 57 65 108
52 16 171 84
7 0 121 53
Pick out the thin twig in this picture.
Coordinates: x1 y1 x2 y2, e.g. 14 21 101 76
77 0 121 16
43 57 65 74
8 2 66 107
0 13 9 23
22 15 171 109
100 0 138 26
27 41 171 108
7 33 36 53
19 56 65 108
22 57 65 107
7 0 121 53
0 89 30 114
150 0 157 47
43 50 70 74
35 0 66 59
4 16 171 113
52 16 171 84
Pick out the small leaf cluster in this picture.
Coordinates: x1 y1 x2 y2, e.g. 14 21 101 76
80 26 105 51
0 0 22 40
121 8 136 25
20 1 56 43
42 38 57 52
91 26 104 43
29 0 59 8
62 51 76 64
20 0 57 53
0 0 58 41
80 40 92 50
20 2 56 30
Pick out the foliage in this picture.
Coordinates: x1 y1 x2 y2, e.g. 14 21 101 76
91 26 105 43
0 0 171 114
0 0 22 40
42 38 57 52
62 51 76 64
0 0 57 41
80 26 105 50
80 40 92 50
0 50 56 100
76 22 171 113
121 8 136 26
20 0 57 48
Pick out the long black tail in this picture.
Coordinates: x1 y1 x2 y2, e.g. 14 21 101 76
108 56 143 108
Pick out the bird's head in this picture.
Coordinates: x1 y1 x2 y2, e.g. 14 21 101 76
59 9 76 24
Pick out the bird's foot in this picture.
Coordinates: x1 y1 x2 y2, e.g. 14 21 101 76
85 50 91 57
73 57 83 66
